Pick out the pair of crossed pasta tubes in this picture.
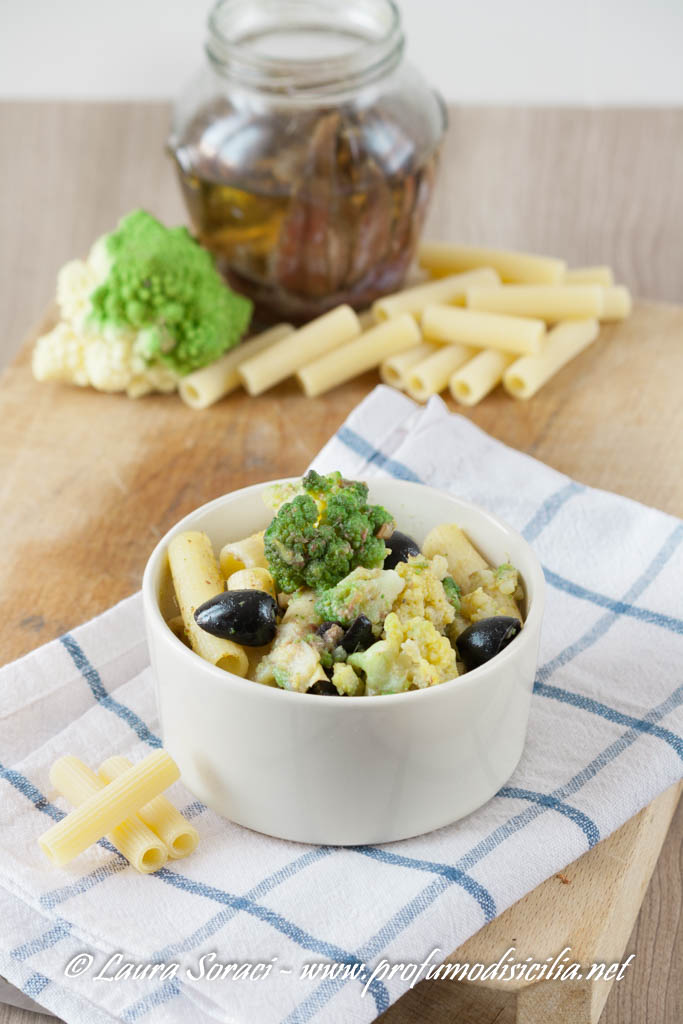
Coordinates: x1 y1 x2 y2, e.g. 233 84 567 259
177 241 631 410
38 750 198 874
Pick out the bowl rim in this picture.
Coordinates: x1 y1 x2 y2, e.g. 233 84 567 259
142 476 545 708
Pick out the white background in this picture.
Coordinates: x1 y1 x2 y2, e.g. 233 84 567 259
1 0 682 104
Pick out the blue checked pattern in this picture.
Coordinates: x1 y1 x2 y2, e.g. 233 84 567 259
0 385 681 1024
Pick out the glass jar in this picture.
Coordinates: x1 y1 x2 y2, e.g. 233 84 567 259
169 0 447 322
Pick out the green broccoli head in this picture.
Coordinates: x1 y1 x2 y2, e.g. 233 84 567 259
88 210 252 375
264 474 395 592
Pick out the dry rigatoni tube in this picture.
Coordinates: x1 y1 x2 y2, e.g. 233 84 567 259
238 305 361 395
38 750 179 867
168 531 249 676
372 268 500 322
450 349 515 406
178 324 293 409
380 342 440 390
564 265 614 286
600 286 632 321
422 304 545 355
466 284 604 322
49 756 168 873
99 756 198 860
503 319 599 400
406 343 476 403
297 313 421 398
418 242 566 284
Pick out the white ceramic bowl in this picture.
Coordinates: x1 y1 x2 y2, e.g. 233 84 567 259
143 478 545 845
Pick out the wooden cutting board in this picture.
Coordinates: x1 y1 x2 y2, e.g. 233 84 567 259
0 299 681 1024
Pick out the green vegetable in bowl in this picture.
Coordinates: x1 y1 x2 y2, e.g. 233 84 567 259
264 470 395 592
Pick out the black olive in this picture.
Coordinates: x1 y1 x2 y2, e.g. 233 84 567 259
194 590 277 646
308 679 341 696
455 616 522 671
383 530 421 570
340 614 374 654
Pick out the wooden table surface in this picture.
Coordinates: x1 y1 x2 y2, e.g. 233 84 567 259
0 103 681 1024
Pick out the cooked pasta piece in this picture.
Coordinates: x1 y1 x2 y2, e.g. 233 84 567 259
449 349 515 406
99 756 199 860
238 304 361 395
296 313 421 398
380 341 440 390
39 750 179 867
406 343 476 402
372 268 500 322
503 319 600 400
600 285 632 321
219 530 267 578
227 567 277 600
422 523 489 593
167 614 187 641
466 284 604 322
49 756 168 873
418 242 566 284
422 304 545 355
178 323 294 409
168 531 249 676
564 265 614 286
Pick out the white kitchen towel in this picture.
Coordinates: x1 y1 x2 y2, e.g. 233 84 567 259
1 384 681 1024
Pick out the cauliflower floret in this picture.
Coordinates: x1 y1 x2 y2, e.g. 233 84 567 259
254 591 326 693
56 259 102 328
314 566 404 628
392 555 456 632
460 564 523 623
331 662 364 696
349 613 457 696
32 323 89 386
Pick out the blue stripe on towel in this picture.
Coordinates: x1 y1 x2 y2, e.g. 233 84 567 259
522 481 585 541
544 569 683 634
284 682 682 1023
152 867 390 1014
11 920 72 961
350 847 496 921
336 427 422 482
22 972 51 999
60 634 162 748
498 787 600 846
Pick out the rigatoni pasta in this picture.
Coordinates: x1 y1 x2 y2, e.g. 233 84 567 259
600 286 632 321
179 323 294 409
50 756 168 873
564 265 614 286
38 750 180 867
503 318 600 399
372 268 500 322
418 242 566 284
168 531 249 676
380 342 440 390
297 313 421 398
422 523 489 592
406 343 476 403
219 530 267 579
466 284 604 322
449 349 515 406
99 756 199 860
227 567 277 599
239 304 361 395
422 304 545 355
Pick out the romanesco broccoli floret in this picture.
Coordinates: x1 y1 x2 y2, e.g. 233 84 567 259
314 567 404 626
32 209 252 396
348 613 457 696
392 555 456 632
264 473 395 592
88 210 251 375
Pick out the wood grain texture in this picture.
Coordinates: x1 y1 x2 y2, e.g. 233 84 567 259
0 102 681 1024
